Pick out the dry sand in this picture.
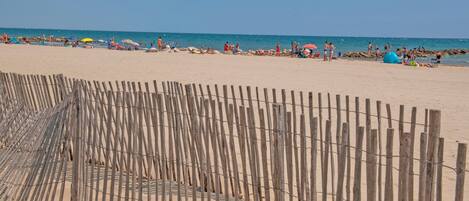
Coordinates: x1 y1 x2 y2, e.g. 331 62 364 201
1 44 468 144
1 44 468 199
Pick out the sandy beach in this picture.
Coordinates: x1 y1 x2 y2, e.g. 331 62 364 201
1 44 469 200
1 44 468 142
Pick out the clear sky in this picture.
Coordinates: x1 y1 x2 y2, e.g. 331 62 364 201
1 0 468 38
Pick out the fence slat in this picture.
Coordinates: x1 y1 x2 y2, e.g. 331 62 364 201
454 143 467 201
367 129 378 201
418 133 428 201
399 132 411 201
353 127 365 201
384 129 394 201
425 110 441 201
436 138 444 201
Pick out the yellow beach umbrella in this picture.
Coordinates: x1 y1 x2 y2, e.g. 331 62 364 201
80 38 93 43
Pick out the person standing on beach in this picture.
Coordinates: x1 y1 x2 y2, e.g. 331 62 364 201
157 36 163 50
276 43 281 56
224 42 229 53
329 42 335 61
323 41 329 61
368 42 373 55
375 48 381 61
291 41 298 56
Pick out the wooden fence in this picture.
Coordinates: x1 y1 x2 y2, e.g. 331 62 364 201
0 72 467 201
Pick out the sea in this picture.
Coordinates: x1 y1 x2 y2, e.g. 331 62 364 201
2 27 469 66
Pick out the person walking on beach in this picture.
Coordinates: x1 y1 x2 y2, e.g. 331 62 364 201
368 42 373 55
323 41 329 61
157 36 163 50
329 42 335 61
276 43 281 56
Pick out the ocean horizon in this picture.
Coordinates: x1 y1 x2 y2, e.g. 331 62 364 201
2 27 469 66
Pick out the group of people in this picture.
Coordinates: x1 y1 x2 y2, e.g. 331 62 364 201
398 47 438 66
224 42 241 54
323 41 336 61
368 42 391 60
368 42 438 67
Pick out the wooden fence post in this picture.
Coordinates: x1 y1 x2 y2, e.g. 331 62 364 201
273 104 286 201
366 129 378 201
353 127 365 201
336 123 348 201
70 81 81 201
436 138 444 201
425 110 441 201
418 133 427 201
454 143 467 201
384 129 394 201
408 107 417 201
398 132 411 201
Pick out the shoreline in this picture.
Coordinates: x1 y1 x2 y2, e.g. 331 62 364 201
1 30 469 66
3 42 468 68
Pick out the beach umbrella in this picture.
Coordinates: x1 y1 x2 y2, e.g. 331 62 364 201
122 39 140 47
80 38 93 43
303 43 317 49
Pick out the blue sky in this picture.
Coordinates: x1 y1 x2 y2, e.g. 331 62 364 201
1 0 468 38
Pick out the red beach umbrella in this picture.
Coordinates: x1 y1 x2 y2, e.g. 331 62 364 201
303 43 317 49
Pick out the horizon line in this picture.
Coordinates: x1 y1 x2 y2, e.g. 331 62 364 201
1 26 469 40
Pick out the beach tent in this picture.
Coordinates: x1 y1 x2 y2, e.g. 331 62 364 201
383 52 401 64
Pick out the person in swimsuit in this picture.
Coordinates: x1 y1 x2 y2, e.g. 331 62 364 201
223 42 229 53
375 48 381 61
432 52 442 64
157 36 163 50
323 41 329 61
329 42 335 61
368 42 372 55
276 43 280 56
